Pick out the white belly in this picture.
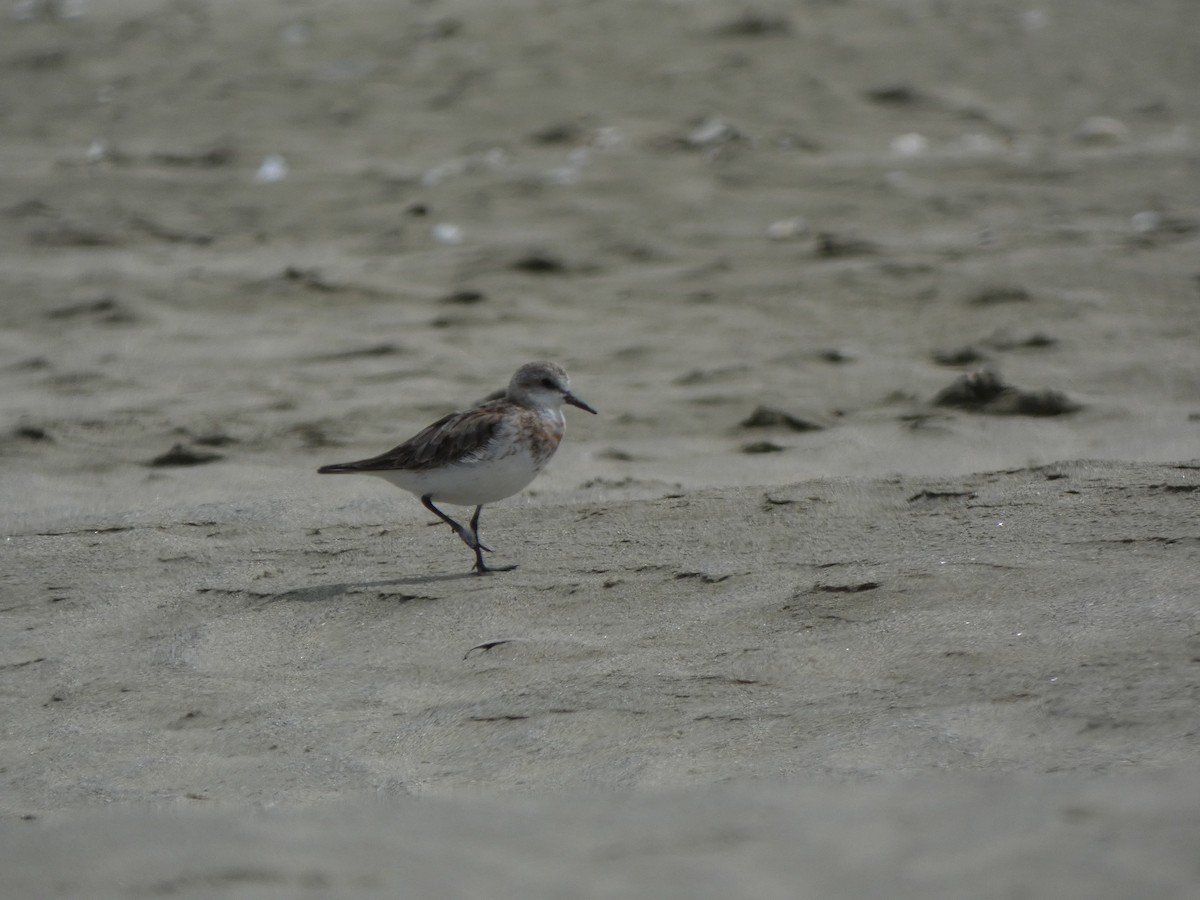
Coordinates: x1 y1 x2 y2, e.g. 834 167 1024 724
370 448 543 507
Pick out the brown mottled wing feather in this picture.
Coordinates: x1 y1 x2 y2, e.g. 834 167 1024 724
318 406 505 474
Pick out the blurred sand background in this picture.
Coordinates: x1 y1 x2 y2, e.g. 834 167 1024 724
1 0 1198 896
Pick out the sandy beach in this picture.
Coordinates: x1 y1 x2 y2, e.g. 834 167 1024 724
2 0 1198 896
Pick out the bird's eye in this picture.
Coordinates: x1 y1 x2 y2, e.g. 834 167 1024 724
540 377 555 389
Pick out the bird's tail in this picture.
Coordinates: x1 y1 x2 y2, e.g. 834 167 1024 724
317 462 360 474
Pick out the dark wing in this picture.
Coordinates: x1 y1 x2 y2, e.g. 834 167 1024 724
317 407 505 474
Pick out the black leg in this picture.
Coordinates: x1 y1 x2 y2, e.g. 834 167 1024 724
468 505 516 575
421 495 475 549
421 497 513 574
468 505 492 553
469 506 485 550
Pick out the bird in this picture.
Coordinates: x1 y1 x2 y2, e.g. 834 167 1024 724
318 361 596 574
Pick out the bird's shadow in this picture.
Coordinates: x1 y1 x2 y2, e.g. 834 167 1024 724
271 572 478 604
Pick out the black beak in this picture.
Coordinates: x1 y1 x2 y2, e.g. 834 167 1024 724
565 392 597 415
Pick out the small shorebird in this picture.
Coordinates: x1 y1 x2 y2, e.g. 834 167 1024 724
318 361 596 574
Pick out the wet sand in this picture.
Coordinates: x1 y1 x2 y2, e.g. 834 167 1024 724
2 0 1198 896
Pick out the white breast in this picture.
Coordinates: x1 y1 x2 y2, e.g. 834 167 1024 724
371 440 546 507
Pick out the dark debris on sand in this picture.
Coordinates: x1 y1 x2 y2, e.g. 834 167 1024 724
932 370 1081 416
147 443 224 467
740 406 825 432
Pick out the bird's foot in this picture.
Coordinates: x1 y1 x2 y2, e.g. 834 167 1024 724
453 525 491 552
472 561 518 576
